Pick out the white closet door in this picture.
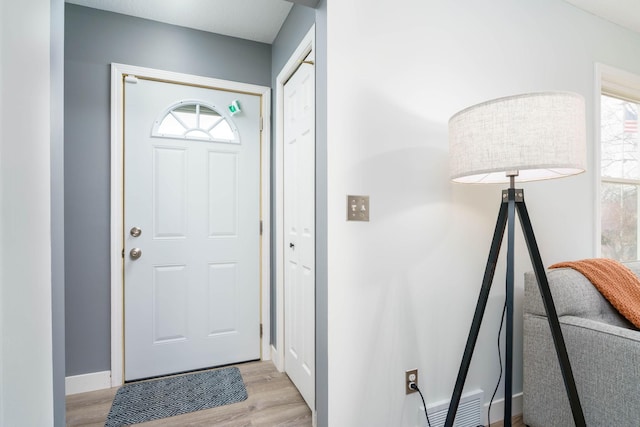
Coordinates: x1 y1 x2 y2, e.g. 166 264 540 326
284 56 316 409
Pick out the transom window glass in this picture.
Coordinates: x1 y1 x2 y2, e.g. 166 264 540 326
152 101 239 143
601 93 640 260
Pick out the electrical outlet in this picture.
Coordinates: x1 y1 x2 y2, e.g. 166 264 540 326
405 369 418 395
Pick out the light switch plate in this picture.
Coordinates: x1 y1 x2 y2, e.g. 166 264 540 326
347 195 369 221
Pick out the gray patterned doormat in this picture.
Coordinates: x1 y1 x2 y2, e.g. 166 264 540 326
105 367 247 426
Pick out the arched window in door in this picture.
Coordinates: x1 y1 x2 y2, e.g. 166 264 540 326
152 100 239 143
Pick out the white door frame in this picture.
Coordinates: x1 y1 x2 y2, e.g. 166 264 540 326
274 26 315 372
110 63 271 387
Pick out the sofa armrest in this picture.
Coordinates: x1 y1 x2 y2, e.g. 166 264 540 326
523 314 640 427
559 315 640 343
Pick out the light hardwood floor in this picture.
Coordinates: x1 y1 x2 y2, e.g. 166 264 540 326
67 360 526 426
490 415 525 427
66 361 312 426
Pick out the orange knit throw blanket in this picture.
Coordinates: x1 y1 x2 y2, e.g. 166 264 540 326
550 258 640 328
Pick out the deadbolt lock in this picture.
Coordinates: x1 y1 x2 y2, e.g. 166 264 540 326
130 226 142 237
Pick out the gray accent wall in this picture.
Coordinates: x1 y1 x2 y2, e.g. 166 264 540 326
51 1 65 424
272 5 316 81
64 4 271 376
314 1 327 424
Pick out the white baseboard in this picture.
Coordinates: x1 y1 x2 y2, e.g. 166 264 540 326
271 344 284 372
65 370 112 395
483 392 523 425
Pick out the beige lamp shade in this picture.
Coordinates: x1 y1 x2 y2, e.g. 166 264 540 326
449 92 587 184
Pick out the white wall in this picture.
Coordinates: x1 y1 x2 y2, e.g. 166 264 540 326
326 1 640 425
0 0 54 425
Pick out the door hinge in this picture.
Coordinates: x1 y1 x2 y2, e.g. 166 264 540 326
260 324 263 338
260 220 263 235
121 248 125 258
260 116 264 132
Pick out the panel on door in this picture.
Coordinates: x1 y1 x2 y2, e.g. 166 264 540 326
284 55 316 409
124 78 261 381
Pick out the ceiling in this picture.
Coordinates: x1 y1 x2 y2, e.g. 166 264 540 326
564 0 640 33
65 0 294 44
66 0 640 45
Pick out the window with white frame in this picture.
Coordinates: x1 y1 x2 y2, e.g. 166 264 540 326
152 101 239 143
600 68 640 261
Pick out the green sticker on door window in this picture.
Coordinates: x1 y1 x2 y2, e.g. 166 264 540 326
228 100 241 116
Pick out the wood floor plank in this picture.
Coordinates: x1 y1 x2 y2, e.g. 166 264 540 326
66 361 312 427
67 360 525 426
490 414 525 427
66 387 118 427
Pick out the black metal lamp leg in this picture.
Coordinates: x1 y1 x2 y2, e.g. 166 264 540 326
515 199 586 427
444 200 509 427
446 190 585 427
504 189 517 427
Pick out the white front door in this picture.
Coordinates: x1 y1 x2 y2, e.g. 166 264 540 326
283 54 315 409
123 78 261 381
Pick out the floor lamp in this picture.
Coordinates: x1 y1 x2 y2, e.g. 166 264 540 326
444 92 587 427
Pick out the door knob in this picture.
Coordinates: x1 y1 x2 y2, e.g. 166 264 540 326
130 248 142 260
130 227 142 237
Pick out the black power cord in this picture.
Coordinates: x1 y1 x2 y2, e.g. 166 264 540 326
488 301 508 425
410 382 432 427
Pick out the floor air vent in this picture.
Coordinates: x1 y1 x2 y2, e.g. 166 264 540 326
420 390 483 427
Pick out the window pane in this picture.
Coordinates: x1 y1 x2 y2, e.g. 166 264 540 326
200 105 222 130
210 120 235 140
199 105 219 117
185 129 211 139
601 95 640 180
601 182 638 261
157 113 185 136
172 110 198 130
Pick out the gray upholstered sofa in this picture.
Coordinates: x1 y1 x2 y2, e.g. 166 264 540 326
523 261 640 427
